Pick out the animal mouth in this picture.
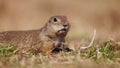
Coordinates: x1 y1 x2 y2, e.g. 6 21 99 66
61 28 67 31
57 28 67 34
58 28 67 32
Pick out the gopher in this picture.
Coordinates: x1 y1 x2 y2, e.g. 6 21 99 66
0 16 70 54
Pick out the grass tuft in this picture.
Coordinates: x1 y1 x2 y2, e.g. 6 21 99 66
0 44 15 57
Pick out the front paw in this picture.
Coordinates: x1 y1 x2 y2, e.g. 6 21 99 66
63 47 73 52
51 48 62 53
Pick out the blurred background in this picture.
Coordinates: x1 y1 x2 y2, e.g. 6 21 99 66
0 0 120 41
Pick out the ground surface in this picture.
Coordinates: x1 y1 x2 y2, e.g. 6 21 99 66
0 39 120 68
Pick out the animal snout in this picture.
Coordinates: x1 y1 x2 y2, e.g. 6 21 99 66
63 24 69 30
63 24 68 27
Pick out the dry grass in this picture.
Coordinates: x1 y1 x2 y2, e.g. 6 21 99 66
0 40 120 68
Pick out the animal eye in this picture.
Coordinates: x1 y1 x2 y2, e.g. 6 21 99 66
53 18 58 22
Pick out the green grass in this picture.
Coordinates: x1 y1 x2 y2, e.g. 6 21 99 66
0 44 15 57
87 41 114 59
0 40 120 68
99 41 114 60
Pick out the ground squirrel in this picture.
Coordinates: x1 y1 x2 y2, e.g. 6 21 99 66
0 16 70 54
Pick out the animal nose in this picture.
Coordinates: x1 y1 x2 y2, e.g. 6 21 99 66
63 24 67 27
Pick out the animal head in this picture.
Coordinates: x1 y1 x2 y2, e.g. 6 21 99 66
46 16 70 37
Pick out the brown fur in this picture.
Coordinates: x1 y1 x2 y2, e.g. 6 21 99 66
0 16 70 54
